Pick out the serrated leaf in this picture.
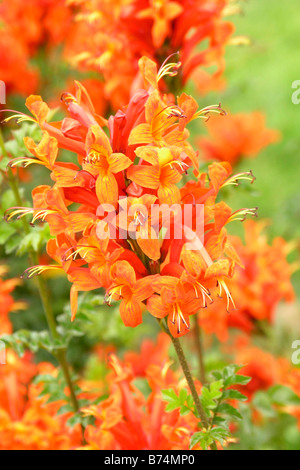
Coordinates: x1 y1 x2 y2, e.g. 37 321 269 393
56 404 74 416
218 403 243 420
223 389 248 402
180 406 192 416
67 413 83 429
162 389 179 403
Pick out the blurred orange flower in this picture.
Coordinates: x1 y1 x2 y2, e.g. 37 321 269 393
198 112 280 165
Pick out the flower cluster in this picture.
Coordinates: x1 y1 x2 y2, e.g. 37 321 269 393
81 334 202 450
5 57 257 338
65 0 238 108
0 0 75 96
0 353 82 450
0 269 81 450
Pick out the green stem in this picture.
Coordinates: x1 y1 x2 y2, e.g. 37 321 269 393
170 334 210 428
56 350 80 413
158 320 217 450
0 127 6 157
193 315 206 385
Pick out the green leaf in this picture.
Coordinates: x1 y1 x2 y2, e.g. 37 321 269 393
223 389 248 402
200 386 218 410
56 404 74 416
5 234 23 255
252 391 277 418
218 403 243 420
162 389 181 412
0 223 18 245
268 385 300 407
190 431 213 450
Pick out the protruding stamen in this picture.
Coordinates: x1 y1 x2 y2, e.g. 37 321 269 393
171 303 190 335
105 285 125 305
61 92 78 105
222 170 256 188
192 103 227 122
1 111 36 125
134 210 147 227
8 157 45 169
21 265 62 279
31 209 57 224
4 207 33 223
167 160 190 172
228 207 258 223
157 53 182 83
64 246 93 262
192 282 213 307
217 279 236 313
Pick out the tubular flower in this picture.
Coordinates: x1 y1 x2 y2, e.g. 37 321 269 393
137 0 184 49
81 339 200 450
84 125 132 205
4 65 258 336
0 357 82 450
0 0 76 98
148 277 206 337
105 261 158 327
0 267 26 335
65 0 239 108
199 221 297 342
197 112 280 165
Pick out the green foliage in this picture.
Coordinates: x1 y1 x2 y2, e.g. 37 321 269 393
190 427 231 451
16 225 50 256
162 364 250 450
74 292 159 352
33 369 99 429
0 311 88 357
0 189 26 255
0 123 42 162
231 384 300 450
161 389 195 416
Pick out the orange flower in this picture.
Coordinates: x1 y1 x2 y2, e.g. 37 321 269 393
0 356 82 450
105 261 158 327
127 146 184 205
198 112 280 165
199 220 296 341
147 277 205 337
118 194 161 260
65 0 235 106
4 75 259 338
84 125 132 205
137 0 184 48
81 339 199 450
0 267 25 335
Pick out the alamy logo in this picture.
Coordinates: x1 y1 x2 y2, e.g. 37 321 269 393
0 340 6 365
291 340 300 365
0 81 6 105
292 80 300 105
